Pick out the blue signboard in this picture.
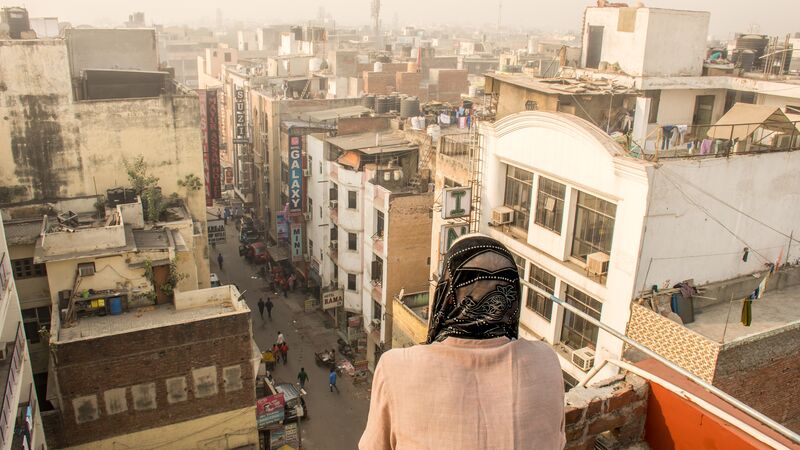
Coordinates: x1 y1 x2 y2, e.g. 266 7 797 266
289 136 303 212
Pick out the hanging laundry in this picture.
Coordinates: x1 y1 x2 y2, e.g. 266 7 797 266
699 139 713 155
741 299 752 326
661 125 677 150
676 125 688 144
673 281 697 300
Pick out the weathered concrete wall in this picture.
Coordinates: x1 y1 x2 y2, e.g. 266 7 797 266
714 323 800 431
495 82 559 120
65 28 159 77
391 297 427 347
0 40 210 287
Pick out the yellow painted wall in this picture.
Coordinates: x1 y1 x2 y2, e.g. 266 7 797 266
65 406 258 450
391 298 427 347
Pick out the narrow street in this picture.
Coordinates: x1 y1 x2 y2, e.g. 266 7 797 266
212 221 370 450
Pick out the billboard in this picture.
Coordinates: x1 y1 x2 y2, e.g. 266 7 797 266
288 135 303 213
322 289 344 310
233 87 247 143
206 90 222 202
199 90 210 206
442 187 471 219
291 223 303 260
256 393 285 429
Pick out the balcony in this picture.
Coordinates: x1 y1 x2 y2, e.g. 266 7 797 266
0 324 25 449
631 104 800 160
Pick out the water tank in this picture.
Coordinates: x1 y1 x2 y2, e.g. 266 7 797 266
736 34 770 66
374 61 384 72
427 124 441 142
1 7 30 39
375 96 389 114
735 49 755 72
410 116 422 130
388 93 400 112
400 96 421 118
109 297 124 316
362 94 376 110
309 57 323 72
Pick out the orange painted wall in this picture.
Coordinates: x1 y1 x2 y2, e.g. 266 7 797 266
644 383 771 450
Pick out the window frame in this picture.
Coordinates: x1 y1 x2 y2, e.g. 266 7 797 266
559 284 602 351
347 190 357 209
503 165 534 232
570 191 616 263
347 273 357 291
534 176 566 234
347 232 358 251
526 263 555 321
12 258 47 279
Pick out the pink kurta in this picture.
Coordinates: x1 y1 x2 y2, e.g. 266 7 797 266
359 337 565 450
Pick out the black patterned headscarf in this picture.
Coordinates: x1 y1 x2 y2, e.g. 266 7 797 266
426 234 522 343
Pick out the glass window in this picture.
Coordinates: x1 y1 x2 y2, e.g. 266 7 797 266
373 300 382 321
22 306 51 344
560 285 602 350
12 258 47 279
534 177 566 234
224 52 231 62
348 190 357 209
348 232 357 251
347 273 357 291
509 252 525 278
503 166 533 232
571 191 616 262
375 210 384 238
526 263 555 321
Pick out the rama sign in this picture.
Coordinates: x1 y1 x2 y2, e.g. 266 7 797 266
322 289 344 310
288 136 303 212
441 187 471 219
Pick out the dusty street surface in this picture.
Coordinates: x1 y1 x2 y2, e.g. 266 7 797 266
213 221 370 450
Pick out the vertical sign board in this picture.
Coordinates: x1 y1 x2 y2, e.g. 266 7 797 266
442 187 471 219
290 223 303 261
288 136 303 213
233 87 247 143
206 90 222 202
440 223 470 255
199 90 211 206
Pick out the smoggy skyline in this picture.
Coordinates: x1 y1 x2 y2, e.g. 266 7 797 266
14 0 800 38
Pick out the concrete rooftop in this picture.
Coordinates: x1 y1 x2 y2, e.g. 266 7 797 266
685 283 800 344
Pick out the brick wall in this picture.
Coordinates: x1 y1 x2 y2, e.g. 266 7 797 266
627 303 720 382
564 374 649 450
49 311 255 447
363 71 396 95
713 323 800 432
428 69 468 104
395 72 422 98
338 117 390 135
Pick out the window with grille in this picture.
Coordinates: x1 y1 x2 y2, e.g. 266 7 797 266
534 177 566 234
12 258 47 279
526 263 555 321
570 191 616 262
560 285 602 350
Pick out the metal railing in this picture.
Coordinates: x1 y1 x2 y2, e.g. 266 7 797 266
0 323 25 448
518 277 800 446
631 120 800 160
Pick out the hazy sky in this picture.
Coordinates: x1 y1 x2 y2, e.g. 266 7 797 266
16 0 800 38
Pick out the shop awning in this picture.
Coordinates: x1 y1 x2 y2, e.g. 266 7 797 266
266 245 290 262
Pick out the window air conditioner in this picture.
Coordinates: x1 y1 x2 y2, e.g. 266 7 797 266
371 318 381 329
303 212 312 221
329 200 338 208
586 252 610 277
330 241 338 250
303 169 311 177
571 347 595 371
331 278 338 286
77 263 96 277
491 206 514 226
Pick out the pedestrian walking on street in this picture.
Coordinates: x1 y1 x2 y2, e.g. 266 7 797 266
329 367 339 393
277 331 285 346
265 297 274 320
282 284 288 298
280 342 289 365
217 253 224 270
297 368 309 389
257 298 265 321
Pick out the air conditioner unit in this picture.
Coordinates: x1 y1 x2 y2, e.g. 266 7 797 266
571 347 595 371
490 206 514 226
302 212 312 221
371 319 381 329
302 168 311 177
586 252 610 277
77 263 95 277
330 241 338 250
329 200 338 208
331 278 339 286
